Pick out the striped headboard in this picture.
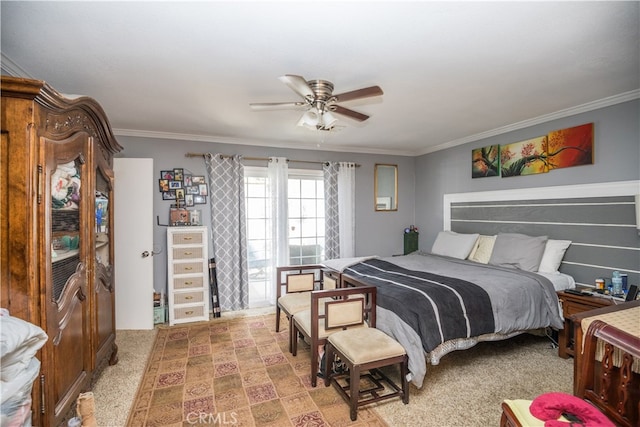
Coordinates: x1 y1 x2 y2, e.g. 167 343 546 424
443 181 640 288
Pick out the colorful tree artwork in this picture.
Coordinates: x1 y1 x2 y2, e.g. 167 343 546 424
472 145 500 178
500 136 549 177
547 123 593 169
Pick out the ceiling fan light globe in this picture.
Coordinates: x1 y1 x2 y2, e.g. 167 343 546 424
297 110 320 129
322 111 337 128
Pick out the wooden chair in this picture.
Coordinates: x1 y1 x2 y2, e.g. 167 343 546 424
275 265 322 349
325 326 409 421
500 301 640 427
291 285 376 387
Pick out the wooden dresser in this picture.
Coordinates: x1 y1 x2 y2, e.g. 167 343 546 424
1 76 122 426
167 226 210 325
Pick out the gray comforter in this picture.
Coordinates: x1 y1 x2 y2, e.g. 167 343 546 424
325 252 563 388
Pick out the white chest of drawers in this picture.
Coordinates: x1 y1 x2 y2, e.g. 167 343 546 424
167 226 210 325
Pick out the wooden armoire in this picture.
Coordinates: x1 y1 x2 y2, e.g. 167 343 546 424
1 76 123 426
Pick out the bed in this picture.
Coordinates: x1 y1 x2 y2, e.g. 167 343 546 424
325 249 566 389
316 182 639 388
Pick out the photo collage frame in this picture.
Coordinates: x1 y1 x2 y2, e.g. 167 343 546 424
159 168 208 207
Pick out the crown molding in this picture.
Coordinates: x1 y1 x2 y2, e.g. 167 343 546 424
112 128 417 157
415 89 640 157
0 53 34 78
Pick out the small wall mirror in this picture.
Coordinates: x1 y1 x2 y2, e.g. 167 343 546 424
374 164 398 211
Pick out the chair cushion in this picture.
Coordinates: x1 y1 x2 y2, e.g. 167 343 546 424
502 400 571 426
328 328 405 364
278 292 311 315
295 307 367 340
503 400 545 426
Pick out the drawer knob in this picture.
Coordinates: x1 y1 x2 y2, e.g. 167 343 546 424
184 237 193 240
184 251 193 255
185 281 192 285
184 267 193 271
185 311 194 315
185 296 193 300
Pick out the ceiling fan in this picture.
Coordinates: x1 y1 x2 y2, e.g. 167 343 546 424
249 75 383 131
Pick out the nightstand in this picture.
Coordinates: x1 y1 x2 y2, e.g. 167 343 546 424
556 289 612 358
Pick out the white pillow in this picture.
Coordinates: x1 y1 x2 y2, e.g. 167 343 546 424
467 235 496 264
431 231 479 260
538 239 572 273
488 233 548 272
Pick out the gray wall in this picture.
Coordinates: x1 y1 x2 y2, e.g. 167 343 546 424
116 99 638 293
415 99 640 250
115 137 415 293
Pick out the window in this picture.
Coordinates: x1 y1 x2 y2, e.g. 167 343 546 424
287 171 325 265
244 167 324 307
245 169 269 305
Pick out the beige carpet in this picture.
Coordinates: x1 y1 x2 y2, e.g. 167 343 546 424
92 330 157 427
92 310 573 426
372 334 573 426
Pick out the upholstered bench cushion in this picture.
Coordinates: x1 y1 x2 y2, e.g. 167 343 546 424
329 328 405 364
295 308 367 339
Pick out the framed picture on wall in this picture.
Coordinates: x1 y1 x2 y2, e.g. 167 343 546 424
185 194 194 207
175 188 185 200
173 168 184 182
161 170 174 180
159 179 169 192
169 180 182 189
162 191 176 200
192 176 206 185
193 195 207 205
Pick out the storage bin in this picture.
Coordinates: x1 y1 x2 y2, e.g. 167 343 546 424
153 306 167 324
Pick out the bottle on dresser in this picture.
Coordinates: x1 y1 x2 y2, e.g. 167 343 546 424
611 271 623 297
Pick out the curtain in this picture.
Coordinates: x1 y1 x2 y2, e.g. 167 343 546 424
267 157 289 305
337 162 356 257
323 162 340 260
205 153 249 311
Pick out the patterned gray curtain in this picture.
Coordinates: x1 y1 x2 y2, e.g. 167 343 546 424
323 162 340 260
205 153 249 311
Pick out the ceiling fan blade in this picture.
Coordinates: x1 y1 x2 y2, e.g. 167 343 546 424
249 101 307 111
331 105 370 122
278 75 315 100
333 85 383 103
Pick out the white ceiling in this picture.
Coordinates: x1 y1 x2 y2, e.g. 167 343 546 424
2 1 639 156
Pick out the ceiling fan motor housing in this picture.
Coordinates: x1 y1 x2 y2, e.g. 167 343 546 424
306 80 336 111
